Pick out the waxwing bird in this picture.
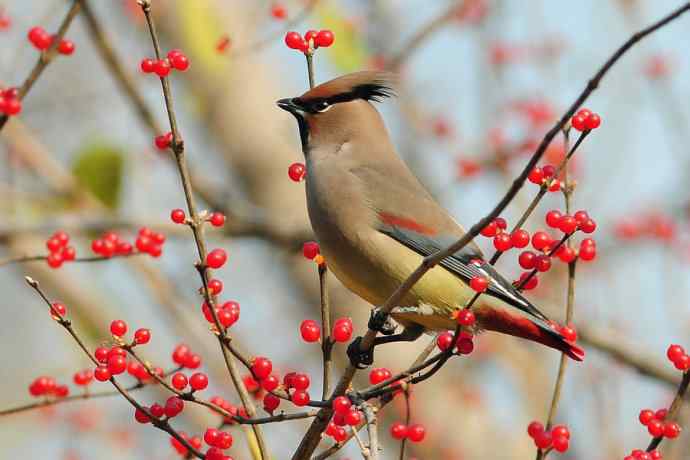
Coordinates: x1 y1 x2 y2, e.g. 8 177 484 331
277 71 584 367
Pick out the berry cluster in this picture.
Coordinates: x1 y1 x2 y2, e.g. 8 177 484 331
638 408 682 439
171 344 203 370
436 330 475 355
527 164 563 192
202 300 240 329
0 86 21 116
323 397 364 441
44 230 76 268
170 371 209 392
288 162 306 182
91 228 165 258
527 421 571 453
390 422 426 442
614 213 676 242
135 395 185 423
28 376 69 398
570 108 601 132
623 449 662 460
666 344 690 371
203 427 234 460
209 395 247 424
27 26 74 54
140 49 190 77
285 29 335 53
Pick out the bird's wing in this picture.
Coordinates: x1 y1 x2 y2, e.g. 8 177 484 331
377 222 550 322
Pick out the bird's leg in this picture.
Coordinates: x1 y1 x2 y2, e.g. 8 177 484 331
368 307 397 336
347 326 424 369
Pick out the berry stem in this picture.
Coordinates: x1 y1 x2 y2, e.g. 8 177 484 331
305 50 316 89
0 0 82 132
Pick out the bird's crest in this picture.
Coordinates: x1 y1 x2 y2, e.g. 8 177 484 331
299 71 396 104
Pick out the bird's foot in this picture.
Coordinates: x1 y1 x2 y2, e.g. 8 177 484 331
347 336 374 369
368 308 397 336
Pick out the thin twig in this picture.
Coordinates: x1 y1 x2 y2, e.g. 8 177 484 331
363 403 379 460
136 1 268 457
399 388 411 460
318 263 333 399
647 371 690 451
0 1 82 131
306 52 316 89
25 277 205 459
0 252 141 268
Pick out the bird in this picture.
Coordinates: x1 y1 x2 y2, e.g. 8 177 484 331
277 71 584 367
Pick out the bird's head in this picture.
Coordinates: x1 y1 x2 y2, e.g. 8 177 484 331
277 71 396 152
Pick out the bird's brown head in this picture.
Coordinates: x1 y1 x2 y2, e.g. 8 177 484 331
277 71 396 152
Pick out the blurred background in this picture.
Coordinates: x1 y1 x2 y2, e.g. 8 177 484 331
1 0 690 459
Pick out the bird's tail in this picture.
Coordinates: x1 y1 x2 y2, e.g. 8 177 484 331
475 302 585 361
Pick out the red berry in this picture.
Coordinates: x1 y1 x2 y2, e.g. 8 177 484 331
518 251 537 269
579 218 597 233
288 162 306 182
285 32 307 52
209 212 225 227
369 368 391 385
28 26 51 50
314 30 335 48
184 353 202 369
456 309 476 326
534 430 552 449
46 252 63 268
648 419 664 437
333 426 347 442
571 114 587 131
2 97 21 115
135 407 150 424
406 424 425 442
208 278 223 295
171 372 188 390
304 30 318 43
62 246 76 260
456 337 474 354
666 344 685 362
50 302 67 318
261 374 279 392
511 229 530 248
155 132 173 150
73 370 93 386
535 255 552 272
172 344 190 365
545 210 563 228
206 248 228 269
165 396 184 417
153 59 171 77
469 276 488 293
140 58 155 73
578 241 596 261
204 428 220 447
493 233 512 251
527 421 544 438
585 113 601 130
663 422 681 438
302 241 320 259
673 354 690 371
656 409 668 420
133 328 151 344
271 3 287 19
528 167 544 184
639 409 655 426
436 331 454 351
552 435 569 452
531 231 552 250
345 410 363 426
480 221 498 237
332 396 351 414
107 355 127 375
300 319 321 342
251 357 273 380
169 52 190 71
390 422 407 440
292 373 310 390
557 246 577 263
551 424 570 439
110 320 128 337
495 218 507 230
57 39 75 55
292 390 310 406
171 208 186 224
558 215 578 234
332 324 353 343
264 393 281 412
190 372 209 391
46 237 62 252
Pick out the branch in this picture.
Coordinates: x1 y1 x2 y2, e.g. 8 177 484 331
292 4 690 457
363 403 380 460
136 1 268 457
647 371 690 451
0 252 141 268
318 264 333 399
0 1 82 131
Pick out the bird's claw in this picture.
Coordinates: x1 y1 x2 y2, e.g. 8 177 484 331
368 309 397 336
347 336 374 369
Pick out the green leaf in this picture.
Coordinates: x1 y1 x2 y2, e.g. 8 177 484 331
72 143 124 209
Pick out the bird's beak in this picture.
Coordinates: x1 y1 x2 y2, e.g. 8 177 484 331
276 98 304 116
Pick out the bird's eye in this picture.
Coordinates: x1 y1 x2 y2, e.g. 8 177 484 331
314 101 330 112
